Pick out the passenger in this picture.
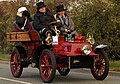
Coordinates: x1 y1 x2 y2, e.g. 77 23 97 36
16 7 33 31
33 2 56 43
54 5 78 36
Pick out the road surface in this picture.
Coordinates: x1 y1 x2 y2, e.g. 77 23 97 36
0 62 120 84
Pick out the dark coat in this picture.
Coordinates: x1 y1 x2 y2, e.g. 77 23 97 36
16 15 33 30
33 10 55 32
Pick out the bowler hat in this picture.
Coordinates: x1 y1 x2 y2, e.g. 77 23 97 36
56 5 66 12
37 2 46 9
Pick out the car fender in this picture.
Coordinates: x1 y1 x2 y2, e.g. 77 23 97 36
94 44 107 51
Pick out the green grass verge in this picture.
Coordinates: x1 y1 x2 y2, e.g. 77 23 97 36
110 61 120 71
0 53 10 61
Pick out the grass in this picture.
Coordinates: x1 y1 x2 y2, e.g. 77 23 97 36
0 53 120 71
0 53 10 61
110 61 120 71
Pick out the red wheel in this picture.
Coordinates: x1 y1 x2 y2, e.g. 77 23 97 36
10 48 23 78
39 49 56 83
58 67 70 76
91 49 109 80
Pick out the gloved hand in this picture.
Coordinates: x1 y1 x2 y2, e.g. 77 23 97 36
23 10 30 17
42 28 46 32
39 28 46 34
21 27 24 30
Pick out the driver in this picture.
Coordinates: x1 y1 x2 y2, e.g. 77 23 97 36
54 5 78 36
33 2 56 44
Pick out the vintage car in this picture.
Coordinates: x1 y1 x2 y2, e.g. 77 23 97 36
7 21 109 83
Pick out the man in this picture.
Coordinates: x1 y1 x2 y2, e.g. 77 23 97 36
33 2 55 34
33 2 56 44
54 5 77 36
16 7 33 31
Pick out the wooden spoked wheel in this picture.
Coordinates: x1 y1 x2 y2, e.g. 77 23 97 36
39 49 56 83
91 49 109 80
10 48 23 77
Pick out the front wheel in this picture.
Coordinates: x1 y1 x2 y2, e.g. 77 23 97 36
39 49 56 83
10 48 23 78
91 49 109 80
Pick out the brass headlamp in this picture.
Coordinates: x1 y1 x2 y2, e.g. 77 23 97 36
86 33 95 45
45 30 53 45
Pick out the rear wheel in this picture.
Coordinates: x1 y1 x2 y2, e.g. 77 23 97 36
58 67 70 76
10 48 23 78
39 49 56 83
91 49 109 80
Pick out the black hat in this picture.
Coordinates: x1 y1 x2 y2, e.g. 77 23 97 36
56 5 66 12
36 2 46 9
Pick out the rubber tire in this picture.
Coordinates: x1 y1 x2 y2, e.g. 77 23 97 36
58 67 70 76
10 48 23 78
39 49 56 83
91 49 109 80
